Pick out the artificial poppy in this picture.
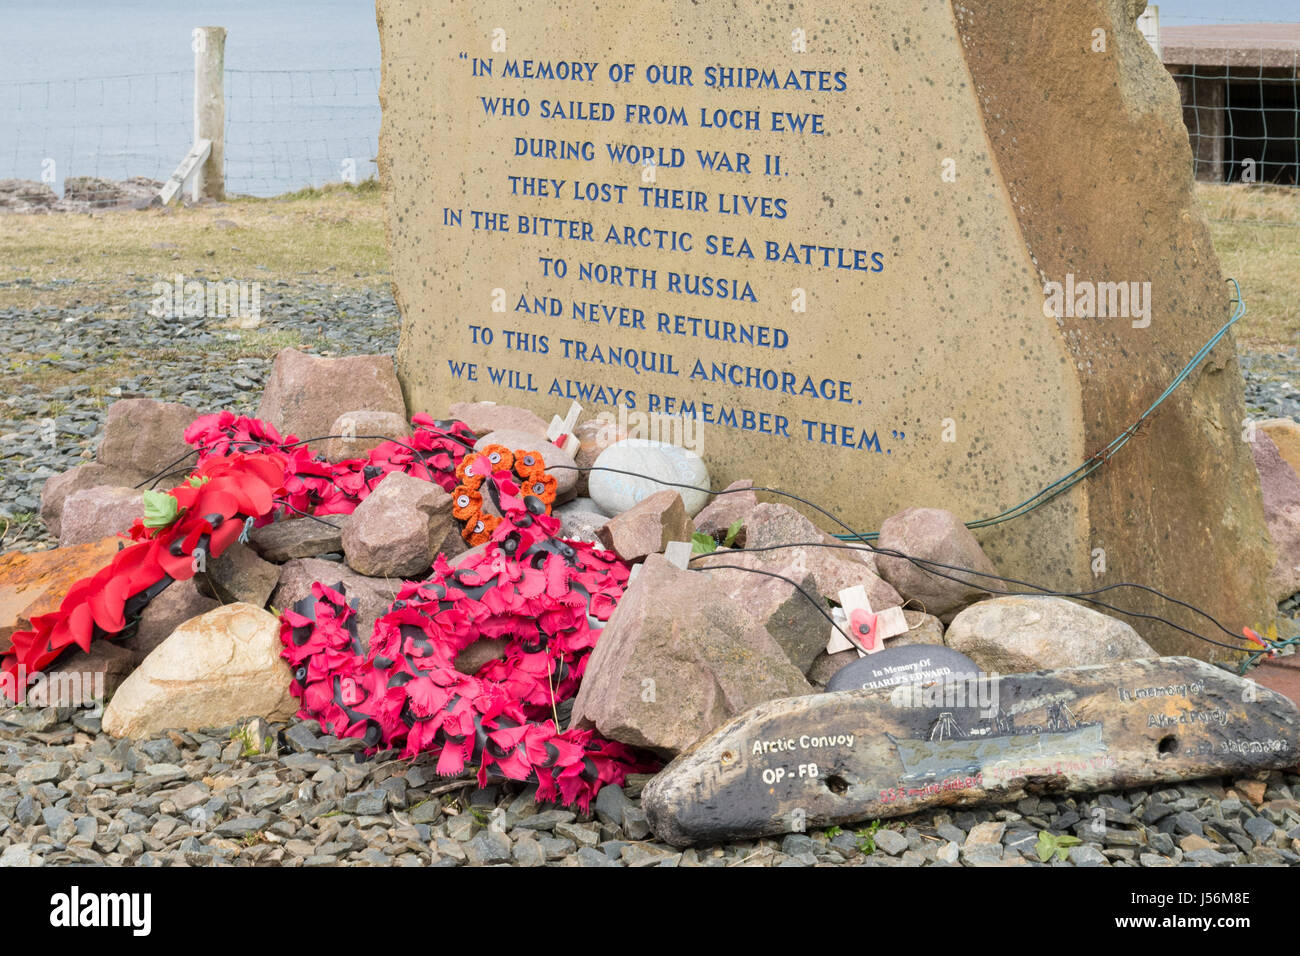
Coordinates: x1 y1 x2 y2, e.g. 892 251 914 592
451 488 483 522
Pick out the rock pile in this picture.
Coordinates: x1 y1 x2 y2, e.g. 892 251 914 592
2 369 1299 866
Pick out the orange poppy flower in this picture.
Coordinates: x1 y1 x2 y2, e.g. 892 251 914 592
451 488 482 521
479 444 514 472
513 450 547 480
465 513 500 547
521 473 557 508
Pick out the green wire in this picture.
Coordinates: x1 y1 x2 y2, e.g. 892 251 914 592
834 277 1249 543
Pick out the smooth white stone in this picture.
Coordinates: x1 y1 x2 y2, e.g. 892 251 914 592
588 439 711 517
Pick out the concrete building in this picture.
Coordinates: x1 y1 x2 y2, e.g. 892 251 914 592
1160 23 1300 184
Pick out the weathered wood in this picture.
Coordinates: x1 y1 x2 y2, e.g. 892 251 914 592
642 657 1300 846
192 26 226 200
157 138 212 206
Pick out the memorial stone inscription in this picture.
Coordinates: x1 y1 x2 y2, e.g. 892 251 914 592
642 657 1300 846
379 0 1274 655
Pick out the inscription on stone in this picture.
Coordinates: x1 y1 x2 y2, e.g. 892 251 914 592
642 657 1300 846
824 644 981 694
379 0 1274 655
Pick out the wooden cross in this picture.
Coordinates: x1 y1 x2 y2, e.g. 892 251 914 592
546 401 582 455
827 585 909 656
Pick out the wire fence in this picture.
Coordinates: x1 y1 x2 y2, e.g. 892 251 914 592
1161 20 1300 189
0 66 379 205
0 17 1298 213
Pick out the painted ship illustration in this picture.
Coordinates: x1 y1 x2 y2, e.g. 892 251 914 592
887 698 1104 782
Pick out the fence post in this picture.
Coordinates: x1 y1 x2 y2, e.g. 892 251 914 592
192 26 226 200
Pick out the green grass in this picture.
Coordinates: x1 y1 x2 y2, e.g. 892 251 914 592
1199 183 1300 348
0 180 388 314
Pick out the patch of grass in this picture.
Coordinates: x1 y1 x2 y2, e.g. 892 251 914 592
0 183 388 312
212 327 309 359
1199 183 1300 348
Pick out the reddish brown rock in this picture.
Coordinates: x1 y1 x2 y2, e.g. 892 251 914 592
124 578 220 661
204 543 281 608
257 348 407 448
1260 419 1300 479
341 472 460 578
571 554 811 757
448 401 549 439
474 429 578 500
596 490 692 563
693 479 759 543
572 418 626 497
58 486 143 547
0 538 121 653
271 558 401 650
744 502 882 575
455 638 509 675
40 463 150 538
713 504 900 609
96 399 201 476
24 641 136 706
875 507 997 618
693 549 825 674
247 516 345 563
323 410 411 463
1250 433 1300 602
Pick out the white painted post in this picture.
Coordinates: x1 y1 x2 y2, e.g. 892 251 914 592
192 26 226 201
1137 5 1160 59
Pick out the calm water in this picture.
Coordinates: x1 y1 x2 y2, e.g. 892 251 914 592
0 0 382 196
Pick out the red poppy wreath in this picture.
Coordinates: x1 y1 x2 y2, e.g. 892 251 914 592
0 414 655 809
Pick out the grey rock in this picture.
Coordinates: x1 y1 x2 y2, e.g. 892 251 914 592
464 830 512 866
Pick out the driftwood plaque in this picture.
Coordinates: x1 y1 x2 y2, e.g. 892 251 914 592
642 657 1300 846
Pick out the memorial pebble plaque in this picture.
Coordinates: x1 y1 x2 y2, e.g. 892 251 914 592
642 656 1300 846
823 644 981 693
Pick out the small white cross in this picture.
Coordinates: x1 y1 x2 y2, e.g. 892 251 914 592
546 401 582 455
827 584 909 656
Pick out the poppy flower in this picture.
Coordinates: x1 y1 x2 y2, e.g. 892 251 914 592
479 444 514 472
514 450 547 480
465 514 500 547
451 488 483 522
522 473 557 506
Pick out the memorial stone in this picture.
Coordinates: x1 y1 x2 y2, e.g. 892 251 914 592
642 656 1300 846
378 0 1273 655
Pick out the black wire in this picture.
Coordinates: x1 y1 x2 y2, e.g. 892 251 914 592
134 429 470 491
720 540 1250 651
548 464 870 542
277 502 346 529
127 445 1259 656
691 561 860 651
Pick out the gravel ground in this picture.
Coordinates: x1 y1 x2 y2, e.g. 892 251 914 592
3 708 1298 868
0 276 399 549
1 282 1298 867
